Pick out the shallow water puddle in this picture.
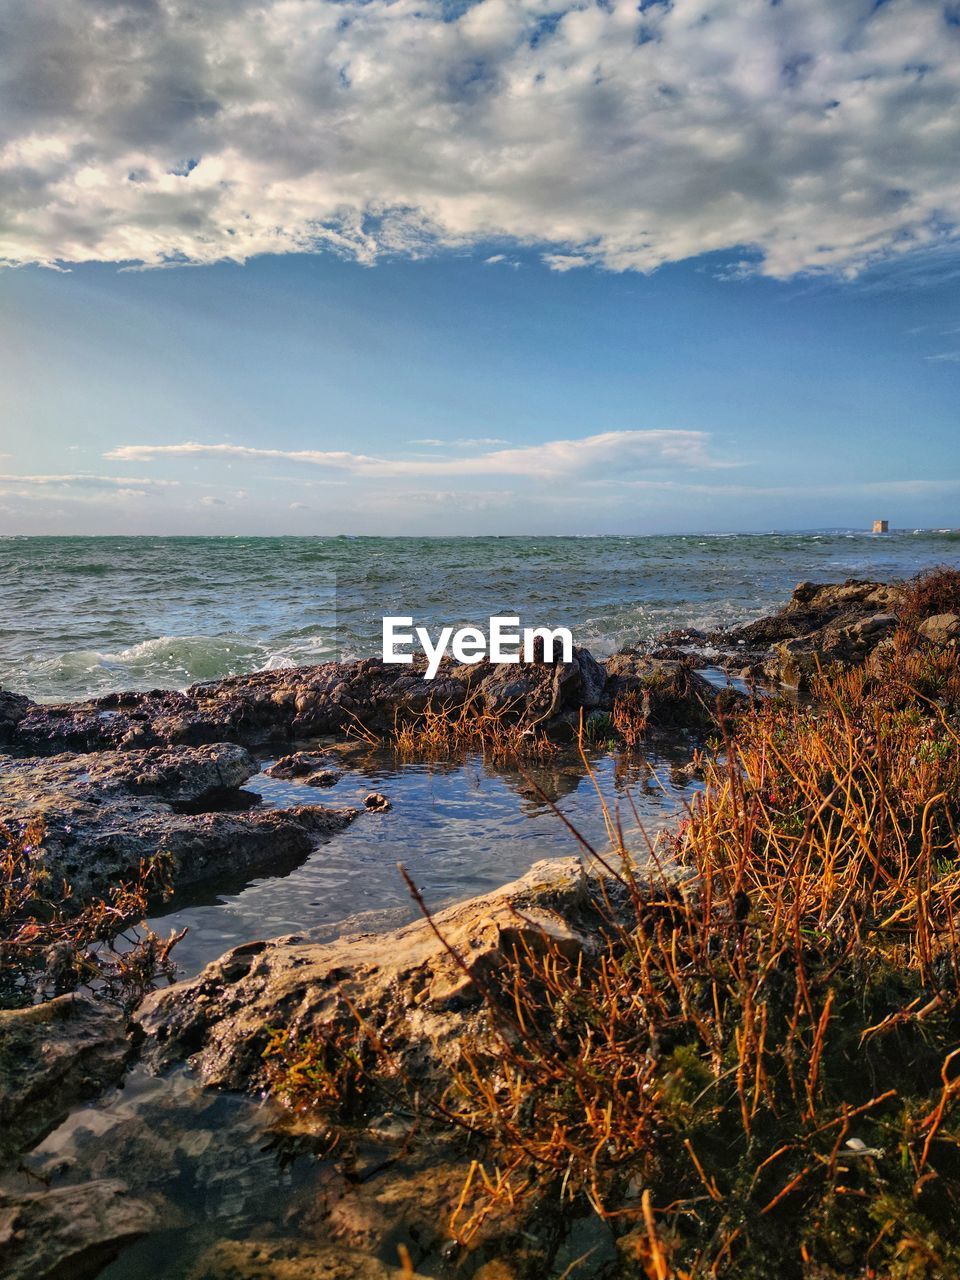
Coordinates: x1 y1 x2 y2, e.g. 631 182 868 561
146 738 700 978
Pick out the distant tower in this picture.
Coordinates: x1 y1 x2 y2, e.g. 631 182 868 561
872 519 889 534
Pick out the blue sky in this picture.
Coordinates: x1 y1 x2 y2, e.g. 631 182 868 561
1 0 959 534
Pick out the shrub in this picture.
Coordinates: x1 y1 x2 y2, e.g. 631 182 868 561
0 818 181 1010
899 565 960 627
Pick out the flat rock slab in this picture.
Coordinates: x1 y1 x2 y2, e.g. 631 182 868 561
138 857 617 1093
0 995 129 1166
0 743 358 905
0 1178 158 1280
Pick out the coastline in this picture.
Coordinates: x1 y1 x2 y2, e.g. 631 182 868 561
2 572 960 1279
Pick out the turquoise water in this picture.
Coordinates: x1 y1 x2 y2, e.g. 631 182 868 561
2 530 958 701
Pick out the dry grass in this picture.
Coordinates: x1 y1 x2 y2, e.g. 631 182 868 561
382 697 560 762
898 565 960 629
437 633 960 1277
612 690 649 748
265 623 960 1278
0 818 182 1010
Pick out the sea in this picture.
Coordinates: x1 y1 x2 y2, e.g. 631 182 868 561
2 529 958 703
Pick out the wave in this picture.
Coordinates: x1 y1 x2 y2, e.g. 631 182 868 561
17 635 263 703
4 532 959 702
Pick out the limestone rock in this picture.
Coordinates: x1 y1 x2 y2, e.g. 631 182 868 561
265 752 335 780
0 995 129 1165
0 687 32 741
185 1239 427 1279
765 612 899 688
5 644 708 757
0 744 358 905
138 858 605 1092
0 1179 157 1279
918 612 960 645
650 579 903 689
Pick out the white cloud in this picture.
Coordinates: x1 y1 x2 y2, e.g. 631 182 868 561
407 436 511 447
0 483 152 505
617 477 960 498
105 430 725 477
2 0 959 277
0 473 179 489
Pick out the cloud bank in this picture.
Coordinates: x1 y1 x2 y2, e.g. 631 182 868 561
105 430 723 477
2 0 959 276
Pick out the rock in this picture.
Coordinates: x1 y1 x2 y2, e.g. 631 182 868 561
265 752 335 780
648 579 904 689
4 643 708 757
0 744 358 905
185 1239 427 1279
603 655 717 727
363 792 391 812
137 858 606 1092
295 1144 476 1275
305 769 343 787
0 687 33 742
0 1178 158 1280
918 612 960 645
765 611 898 688
0 995 129 1165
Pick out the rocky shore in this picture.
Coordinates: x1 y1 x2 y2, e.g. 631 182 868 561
0 743 358 905
0 576 927 917
1 576 930 765
2 574 957 1279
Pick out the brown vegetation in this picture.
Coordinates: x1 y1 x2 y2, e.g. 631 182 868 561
898 564 960 628
0 818 182 1010
266 611 960 1278
359 698 561 762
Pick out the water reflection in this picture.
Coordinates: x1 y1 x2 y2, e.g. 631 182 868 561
145 736 701 977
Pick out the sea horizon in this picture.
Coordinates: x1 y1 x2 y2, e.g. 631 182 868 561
4 528 958 703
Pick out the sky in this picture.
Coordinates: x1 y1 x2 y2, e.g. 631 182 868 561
0 0 958 535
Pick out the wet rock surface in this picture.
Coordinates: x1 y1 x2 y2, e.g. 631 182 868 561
265 751 344 787
652 578 904 687
138 858 610 1092
0 1178 159 1280
5 645 714 758
0 995 129 1166
0 687 32 739
0 743 358 904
